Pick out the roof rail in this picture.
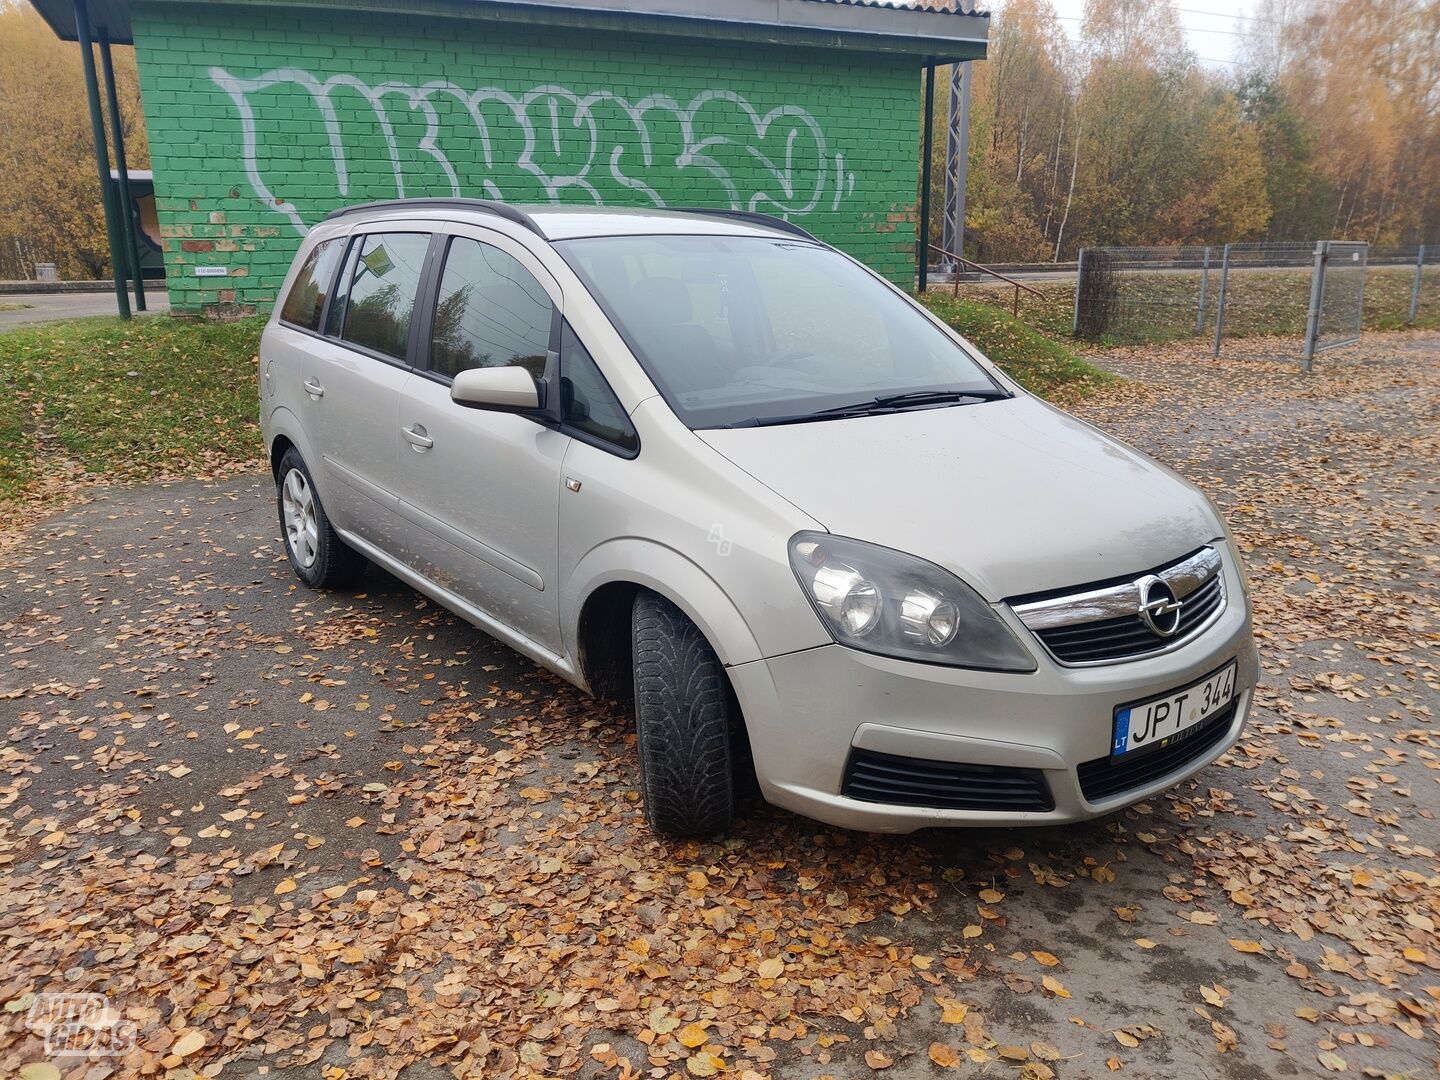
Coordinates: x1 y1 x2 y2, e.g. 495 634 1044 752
670 208 820 242
324 198 548 239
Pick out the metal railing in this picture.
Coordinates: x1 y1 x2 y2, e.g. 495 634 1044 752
928 243 1042 316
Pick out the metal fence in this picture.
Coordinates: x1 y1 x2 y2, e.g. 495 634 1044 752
1072 241 1438 362
1373 244 1439 327
1072 246 1215 343
1303 241 1368 369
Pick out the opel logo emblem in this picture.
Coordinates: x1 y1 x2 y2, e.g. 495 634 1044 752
1136 575 1183 637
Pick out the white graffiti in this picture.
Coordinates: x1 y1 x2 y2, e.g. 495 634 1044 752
209 67 858 235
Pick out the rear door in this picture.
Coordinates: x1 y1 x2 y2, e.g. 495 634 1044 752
393 225 569 655
301 228 435 549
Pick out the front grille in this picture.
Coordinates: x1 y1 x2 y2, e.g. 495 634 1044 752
1077 700 1238 802
1010 546 1228 666
1036 573 1225 664
842 749 1054 812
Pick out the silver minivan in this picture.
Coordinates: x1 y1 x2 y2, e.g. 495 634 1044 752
260 200 1257 836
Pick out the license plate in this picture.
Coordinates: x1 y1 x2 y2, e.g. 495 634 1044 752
1111 661 1238 758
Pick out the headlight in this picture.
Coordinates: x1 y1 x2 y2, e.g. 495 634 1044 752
788 533 1036 672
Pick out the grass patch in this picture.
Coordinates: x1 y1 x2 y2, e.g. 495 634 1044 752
0 315 264 503
916 292 1115 402
0 302 33 312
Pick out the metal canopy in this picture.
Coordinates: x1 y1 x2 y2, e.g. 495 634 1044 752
28 0 988 59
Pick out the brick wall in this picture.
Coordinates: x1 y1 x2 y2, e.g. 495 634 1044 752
131 7 921 311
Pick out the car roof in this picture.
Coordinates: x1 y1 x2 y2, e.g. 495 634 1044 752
322 199 819 244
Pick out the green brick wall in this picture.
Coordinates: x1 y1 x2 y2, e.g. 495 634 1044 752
130 6 921 312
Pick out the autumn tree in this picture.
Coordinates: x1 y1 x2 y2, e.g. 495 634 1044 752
923 0 1436 264
0 0 148 280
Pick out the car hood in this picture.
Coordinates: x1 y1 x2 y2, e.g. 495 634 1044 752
696 396 1223 600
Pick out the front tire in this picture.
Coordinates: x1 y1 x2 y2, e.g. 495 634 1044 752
276 447 367 589
631 591 737 836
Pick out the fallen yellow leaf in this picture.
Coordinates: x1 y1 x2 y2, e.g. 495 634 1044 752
677 1022 709 1049
687 1050 725 1076
936 996 968 1024
928 1042 961 1068
172 1030 206 1057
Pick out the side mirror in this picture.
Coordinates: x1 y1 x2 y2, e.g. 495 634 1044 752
451 367 543 413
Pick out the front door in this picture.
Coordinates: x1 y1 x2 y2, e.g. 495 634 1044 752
393 227 568 655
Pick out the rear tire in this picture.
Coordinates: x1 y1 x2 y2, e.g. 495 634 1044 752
631 591 737 836
276 447 367 589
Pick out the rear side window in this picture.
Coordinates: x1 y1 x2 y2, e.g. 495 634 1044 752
279 238 343 331
560 322 638 455
330 232 431 361
430 237 555 381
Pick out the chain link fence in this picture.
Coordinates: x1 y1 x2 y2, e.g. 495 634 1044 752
1071 246 1214 342
1370 245 1440 329
1071 241 1439 358
1305 241 1368 368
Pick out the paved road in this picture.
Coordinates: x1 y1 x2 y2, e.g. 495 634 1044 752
0 336 1436 1079
0 289 170 329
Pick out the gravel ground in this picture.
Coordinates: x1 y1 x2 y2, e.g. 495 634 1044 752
1 333 1436 1080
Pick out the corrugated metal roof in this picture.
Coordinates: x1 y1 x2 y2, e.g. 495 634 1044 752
31 0 987 56
799 0 986 14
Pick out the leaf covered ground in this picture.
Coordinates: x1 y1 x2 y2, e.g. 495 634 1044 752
0 333 1437 1080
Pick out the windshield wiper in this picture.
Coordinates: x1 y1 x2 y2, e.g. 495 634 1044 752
715 389 1010 429
865 388 1011 409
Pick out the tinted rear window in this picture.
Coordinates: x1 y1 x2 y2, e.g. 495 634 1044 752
279 238 343 331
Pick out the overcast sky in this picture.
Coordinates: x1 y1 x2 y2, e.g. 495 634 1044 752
1043 0 1258 70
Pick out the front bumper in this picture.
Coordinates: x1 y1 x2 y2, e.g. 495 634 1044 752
728 557 1258 833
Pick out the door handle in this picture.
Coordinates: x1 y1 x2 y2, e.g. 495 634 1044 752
303 378 325 398
402 424 434 450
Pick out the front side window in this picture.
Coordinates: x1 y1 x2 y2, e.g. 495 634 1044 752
331 232 431 361
557 235 1001 429
560 322 638 454
430 238 555 381
279 238 343 331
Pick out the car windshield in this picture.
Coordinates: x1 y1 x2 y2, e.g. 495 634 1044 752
557 234 1002 429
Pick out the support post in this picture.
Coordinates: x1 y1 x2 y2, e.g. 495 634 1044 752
1072 248 1087 337
1210 243 1231 358
941 62 971 266
73 0 129 320
1409 244 1425 326
1301 240 1329 374
1196 246 1210 336
918 62 935 294
100 32 145 312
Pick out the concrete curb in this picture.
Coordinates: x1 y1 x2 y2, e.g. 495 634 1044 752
0 280 169 296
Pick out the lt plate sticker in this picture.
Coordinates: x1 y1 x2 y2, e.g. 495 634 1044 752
1112 661 1237 757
